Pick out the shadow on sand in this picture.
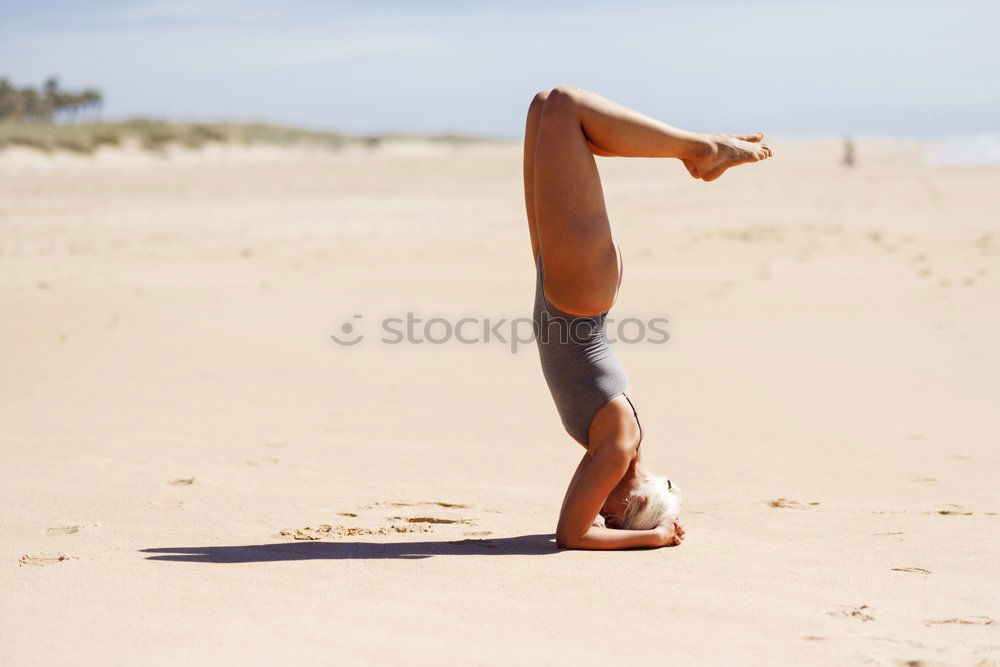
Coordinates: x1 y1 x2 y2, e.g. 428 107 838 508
141 534 559 563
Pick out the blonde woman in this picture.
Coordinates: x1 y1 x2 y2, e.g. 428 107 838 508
524 86 772 549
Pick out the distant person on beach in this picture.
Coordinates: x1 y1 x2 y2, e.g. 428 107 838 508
843 137 856 167
524 86 772 549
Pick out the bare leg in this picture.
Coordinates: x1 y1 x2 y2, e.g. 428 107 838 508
550 86 772 180
526 85 771 315
530 87 618 316
522 89 549 261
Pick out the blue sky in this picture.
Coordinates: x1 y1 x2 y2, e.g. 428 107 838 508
1 0 998 137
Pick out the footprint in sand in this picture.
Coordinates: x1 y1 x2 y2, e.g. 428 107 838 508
168 477 195 486
380 502 477 528
927 504 974 516
924 616 993 626
148 500 184 510
865 230 885 246
768 498 820 509
279 501 479 540
390 516 471 525
827 604 875 622
975 234 993 255
45 524 98 535
246 458 279 466
279 523 432 541
874 531 904 540
373 501 470 509
19 553 77 567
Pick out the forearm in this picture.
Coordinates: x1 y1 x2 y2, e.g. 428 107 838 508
558 525 663 550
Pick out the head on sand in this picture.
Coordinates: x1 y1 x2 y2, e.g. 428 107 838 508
601 471 682 530
618 474 682 530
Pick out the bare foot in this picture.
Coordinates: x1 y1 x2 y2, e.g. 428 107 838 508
687 132 773 182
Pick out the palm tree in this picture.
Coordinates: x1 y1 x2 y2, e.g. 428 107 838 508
0 77 104 123
80 89 103 121
0 78 19 119
42 76 61 121
23 89 43 122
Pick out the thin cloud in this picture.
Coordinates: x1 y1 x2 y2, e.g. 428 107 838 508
0 0 997 135
107 0 278 23
273 35 443 67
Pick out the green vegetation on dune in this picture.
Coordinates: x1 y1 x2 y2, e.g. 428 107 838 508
1 77 499 154
0 119 498 154
0 120 352 154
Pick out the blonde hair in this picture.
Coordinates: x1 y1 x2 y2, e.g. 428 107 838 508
618 475 682 530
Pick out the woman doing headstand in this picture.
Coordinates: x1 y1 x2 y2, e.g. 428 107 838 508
524 86 772 550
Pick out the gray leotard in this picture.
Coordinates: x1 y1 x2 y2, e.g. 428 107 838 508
533 251 640 446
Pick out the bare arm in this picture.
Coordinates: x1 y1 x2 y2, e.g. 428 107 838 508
556 445 672 550
566 525 667 550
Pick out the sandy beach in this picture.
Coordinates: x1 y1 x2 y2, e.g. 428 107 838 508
2 139 998 664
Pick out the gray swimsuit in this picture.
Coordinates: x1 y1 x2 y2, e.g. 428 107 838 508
533 251 641 446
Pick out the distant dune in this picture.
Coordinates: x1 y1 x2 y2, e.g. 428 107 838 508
0 119 499 155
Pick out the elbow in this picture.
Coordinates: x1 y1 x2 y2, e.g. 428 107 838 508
555 527 582 550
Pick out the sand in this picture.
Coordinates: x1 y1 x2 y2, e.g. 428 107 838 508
2 139 998 664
